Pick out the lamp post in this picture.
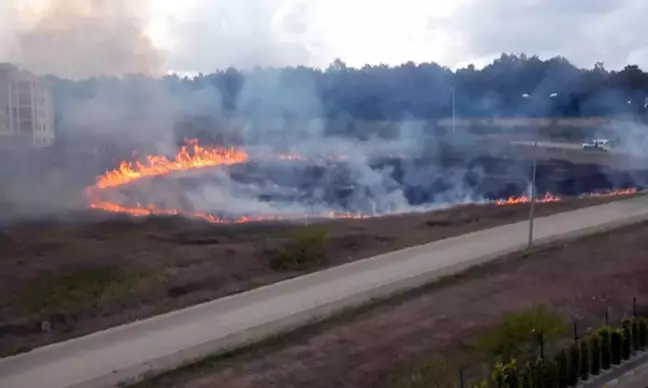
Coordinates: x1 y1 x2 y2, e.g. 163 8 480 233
451 87 456 133
522 92 558 247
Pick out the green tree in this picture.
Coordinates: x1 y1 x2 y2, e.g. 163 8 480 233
476 304 567 360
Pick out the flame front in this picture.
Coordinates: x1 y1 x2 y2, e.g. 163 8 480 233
96 139 249 189
495 192 561 205
494 187 638 206
86 141 640 223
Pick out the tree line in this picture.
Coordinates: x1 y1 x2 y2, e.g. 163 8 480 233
47 53 648 124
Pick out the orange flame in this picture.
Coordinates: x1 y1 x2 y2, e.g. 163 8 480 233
95 139 249 189
494 187 638 206
495 192 561 205
86 140 641 222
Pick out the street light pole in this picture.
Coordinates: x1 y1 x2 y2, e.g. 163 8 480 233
451 88 456 134
524 92 558 247
528 146 537 247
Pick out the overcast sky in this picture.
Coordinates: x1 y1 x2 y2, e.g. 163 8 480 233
1 0 647 77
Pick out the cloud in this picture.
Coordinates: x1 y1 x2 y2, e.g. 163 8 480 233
445 0 648 70
1 0 646 76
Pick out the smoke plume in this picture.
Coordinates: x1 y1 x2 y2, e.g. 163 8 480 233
7 0 160 78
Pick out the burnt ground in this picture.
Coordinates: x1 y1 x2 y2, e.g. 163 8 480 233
133 209 648 388
0 195 636 357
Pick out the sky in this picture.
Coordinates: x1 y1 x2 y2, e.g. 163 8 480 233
1 0 647 78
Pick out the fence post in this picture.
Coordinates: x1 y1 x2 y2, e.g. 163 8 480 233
459 367 465 388
605 307 609 326
574 320 579 343
633 296 637 317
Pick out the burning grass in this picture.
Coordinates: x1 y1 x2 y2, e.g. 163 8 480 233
82 139 642 225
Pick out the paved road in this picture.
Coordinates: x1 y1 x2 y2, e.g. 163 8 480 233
3 198 648 388
614 366 648 387
603 358 648 387
511 140 627 154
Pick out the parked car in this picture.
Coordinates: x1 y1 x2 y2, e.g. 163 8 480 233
582 138 611 151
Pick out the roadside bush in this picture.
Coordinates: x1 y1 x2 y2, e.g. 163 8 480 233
555 349 569 388
23 266 146 318
598 328 612 370
622 322 632 360
492 360 518 388
632 318 640 352
567 344 579 385
476 304 566 361
542 358 559 388
590 335 601 375
268 226 328 271
533 357 545 387
579 340 589 381
519 362 532 388
611 329 623 365
639 318 648 349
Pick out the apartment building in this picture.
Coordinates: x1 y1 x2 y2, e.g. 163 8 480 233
0 64 55 149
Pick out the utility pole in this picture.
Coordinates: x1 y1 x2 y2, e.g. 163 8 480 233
451 87 456 134
528 143 537 247
523 92 558 247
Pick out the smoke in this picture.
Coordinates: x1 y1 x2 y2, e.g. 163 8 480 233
3 1 636 222
4 0 160 78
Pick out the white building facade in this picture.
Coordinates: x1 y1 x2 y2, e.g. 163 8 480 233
0 64 55 149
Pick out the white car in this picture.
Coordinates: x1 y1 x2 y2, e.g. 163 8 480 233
582 139 611 152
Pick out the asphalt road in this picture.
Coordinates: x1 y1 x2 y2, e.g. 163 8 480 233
3 197 648 388
615 367 648 387
511 140 627 154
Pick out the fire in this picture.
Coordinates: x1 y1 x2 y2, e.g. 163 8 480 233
85 140 371 224
495 193 561 205
494 187 638 206
86 140 641 223
95 139 249 189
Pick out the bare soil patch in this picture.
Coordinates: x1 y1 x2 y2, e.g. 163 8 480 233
134 213 648 388
0 195 633 356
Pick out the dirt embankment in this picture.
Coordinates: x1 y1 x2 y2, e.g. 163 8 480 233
0 196 633 356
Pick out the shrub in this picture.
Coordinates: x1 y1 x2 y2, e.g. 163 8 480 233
556 349 569 388
590 335 601 375
579 340 589 381
611 329 623 365
23 266 147 317
519 363 532 388
469 381 490 388
542 358 559 388
622 322 632 360
533 357 545 387
476 304 566 360
268 226 328 271
598 328 612 370
639 318 648 349
567 344 579 386
492 360 518 388
632 318 641 352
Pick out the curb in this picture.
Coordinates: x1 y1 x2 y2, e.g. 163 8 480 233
579 351 648 388
600 359 648 387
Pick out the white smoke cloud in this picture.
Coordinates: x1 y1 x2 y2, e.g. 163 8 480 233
4 0 647 75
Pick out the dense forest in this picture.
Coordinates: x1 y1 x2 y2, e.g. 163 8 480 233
47 53 648 124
